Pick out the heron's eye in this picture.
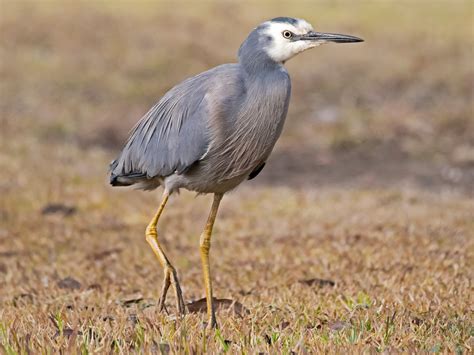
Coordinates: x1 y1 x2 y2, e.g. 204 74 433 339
282 30 293 39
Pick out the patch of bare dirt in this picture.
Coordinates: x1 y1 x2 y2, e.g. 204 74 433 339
257 143 474 196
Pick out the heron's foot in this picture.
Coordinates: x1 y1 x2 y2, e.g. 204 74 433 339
158 266 186 316
207 315 217 330
202 297 217 330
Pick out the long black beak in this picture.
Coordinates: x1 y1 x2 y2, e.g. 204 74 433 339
301 31 363 43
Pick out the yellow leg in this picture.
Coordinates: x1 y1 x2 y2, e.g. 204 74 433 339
145 193 186 315
199 193 223 329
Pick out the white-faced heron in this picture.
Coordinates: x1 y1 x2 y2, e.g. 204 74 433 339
110 17 363 328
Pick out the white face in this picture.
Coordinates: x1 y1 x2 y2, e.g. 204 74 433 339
263 19 321 63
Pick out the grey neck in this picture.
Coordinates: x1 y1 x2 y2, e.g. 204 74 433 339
238 50 281 76
238 28 282 76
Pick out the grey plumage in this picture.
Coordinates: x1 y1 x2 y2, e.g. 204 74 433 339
270 17 300 26
110 17 362 194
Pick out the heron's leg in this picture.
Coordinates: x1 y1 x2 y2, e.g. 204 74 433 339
199 193 223 329
145 193 186 315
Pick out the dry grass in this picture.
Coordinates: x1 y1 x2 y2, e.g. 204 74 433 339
1 1 473 353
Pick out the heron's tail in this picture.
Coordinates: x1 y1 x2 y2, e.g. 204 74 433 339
109 160 141 185
109 159 159 190
109 159 125 186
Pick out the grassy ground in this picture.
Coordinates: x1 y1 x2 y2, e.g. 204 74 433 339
1 1 473 353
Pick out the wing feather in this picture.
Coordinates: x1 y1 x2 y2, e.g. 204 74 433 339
110 73 211 181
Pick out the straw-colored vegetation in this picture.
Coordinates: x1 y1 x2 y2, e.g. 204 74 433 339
1 1 473 353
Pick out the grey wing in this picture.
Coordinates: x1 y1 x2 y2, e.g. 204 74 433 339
110 77 211 184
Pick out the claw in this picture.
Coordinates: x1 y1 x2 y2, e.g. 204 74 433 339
158 270 171 312
170 268 186 315
208 317 217 330
158 266 186 316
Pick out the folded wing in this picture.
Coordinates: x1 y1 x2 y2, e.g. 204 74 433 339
110 73 212 184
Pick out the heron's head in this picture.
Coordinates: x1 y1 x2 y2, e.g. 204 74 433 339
240 17 363 65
